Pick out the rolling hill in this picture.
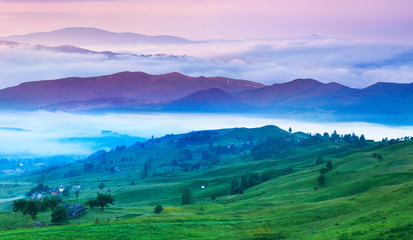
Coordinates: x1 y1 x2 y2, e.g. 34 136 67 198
0 125 411 239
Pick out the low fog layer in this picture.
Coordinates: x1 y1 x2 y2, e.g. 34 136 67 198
0 37 412 89
0 111 412 159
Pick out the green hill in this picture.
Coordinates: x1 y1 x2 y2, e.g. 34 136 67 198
0 126 411 239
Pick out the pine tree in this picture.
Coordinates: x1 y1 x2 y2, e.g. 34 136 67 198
181 188 192 205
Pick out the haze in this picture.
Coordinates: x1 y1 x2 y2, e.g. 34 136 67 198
1 111 412 159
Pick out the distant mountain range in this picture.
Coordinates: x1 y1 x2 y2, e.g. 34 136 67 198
0 40 120 58
0 27 191 46
0 71 412 124
0 71 263 109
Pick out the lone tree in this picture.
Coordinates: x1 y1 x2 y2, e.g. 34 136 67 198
181 188 192 205
141 158 152 179
211 194 216 201
316 156 324 165
96 193 115 211
51 205 68 225
98 183 105 190
75 190 80 200
154 204 164 214
317 175 326 186
326 160 333 171
288 127 292 133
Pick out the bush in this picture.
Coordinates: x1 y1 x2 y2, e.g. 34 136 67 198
51 205 68 224
154 204 164 214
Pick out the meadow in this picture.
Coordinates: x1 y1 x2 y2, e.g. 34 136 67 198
0 126 412 239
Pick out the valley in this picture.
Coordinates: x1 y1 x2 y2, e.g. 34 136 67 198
0 125 411 239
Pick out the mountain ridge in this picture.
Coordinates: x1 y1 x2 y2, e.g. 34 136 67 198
0 27 192 46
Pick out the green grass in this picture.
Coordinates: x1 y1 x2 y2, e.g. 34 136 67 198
0 127 412 239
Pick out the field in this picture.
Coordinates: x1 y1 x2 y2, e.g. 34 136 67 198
0 126 412 239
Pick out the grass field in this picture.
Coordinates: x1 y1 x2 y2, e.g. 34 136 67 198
0 126 412 239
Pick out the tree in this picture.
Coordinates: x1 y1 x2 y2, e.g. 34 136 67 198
211 194 216 201
86 198 98 210
96 193 115 211
230 178 239 195
46 196 61 211
261 171 271 182
317 175 326 186
23 200 41 220
98 183 105 190
320 168 329 174
12 199 27 212
75 190 80 200
51 205 68 225
26 183 49 197
288 127 292 133
181 188 192 205
360 134 366 146
326 160 333 171
316 156 324 165
141 162 149 179
154 204 164 214
62 188 70 197
241 174 249 189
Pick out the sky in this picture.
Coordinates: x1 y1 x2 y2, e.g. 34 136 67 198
0 0 412 43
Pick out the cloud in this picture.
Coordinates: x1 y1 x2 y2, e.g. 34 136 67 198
1 110 412 158
0 37 412 90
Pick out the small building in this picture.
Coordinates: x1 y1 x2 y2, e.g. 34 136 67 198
107 188 111 193
58 185 66 193
50 187 61 195
67 203 87 219
71 185 81 191
30 192 43 200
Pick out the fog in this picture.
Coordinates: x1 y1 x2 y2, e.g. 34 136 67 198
0 111 412 159
1 37 413 89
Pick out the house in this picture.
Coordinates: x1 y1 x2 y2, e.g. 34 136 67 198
67 203 87 219
58 185 65 192
50 187 61 195
30 192 43 200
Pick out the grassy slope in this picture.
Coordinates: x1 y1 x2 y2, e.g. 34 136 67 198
0 127 412 239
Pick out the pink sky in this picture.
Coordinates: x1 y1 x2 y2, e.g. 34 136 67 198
0 0 412 43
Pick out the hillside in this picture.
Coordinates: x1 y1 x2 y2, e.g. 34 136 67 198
0 125 411 239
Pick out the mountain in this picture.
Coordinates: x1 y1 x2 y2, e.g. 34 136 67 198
237 78 355 107
0 40 120 58
167 88 254 112
0 71 265 109
0 27 191 46
0 71 412 123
